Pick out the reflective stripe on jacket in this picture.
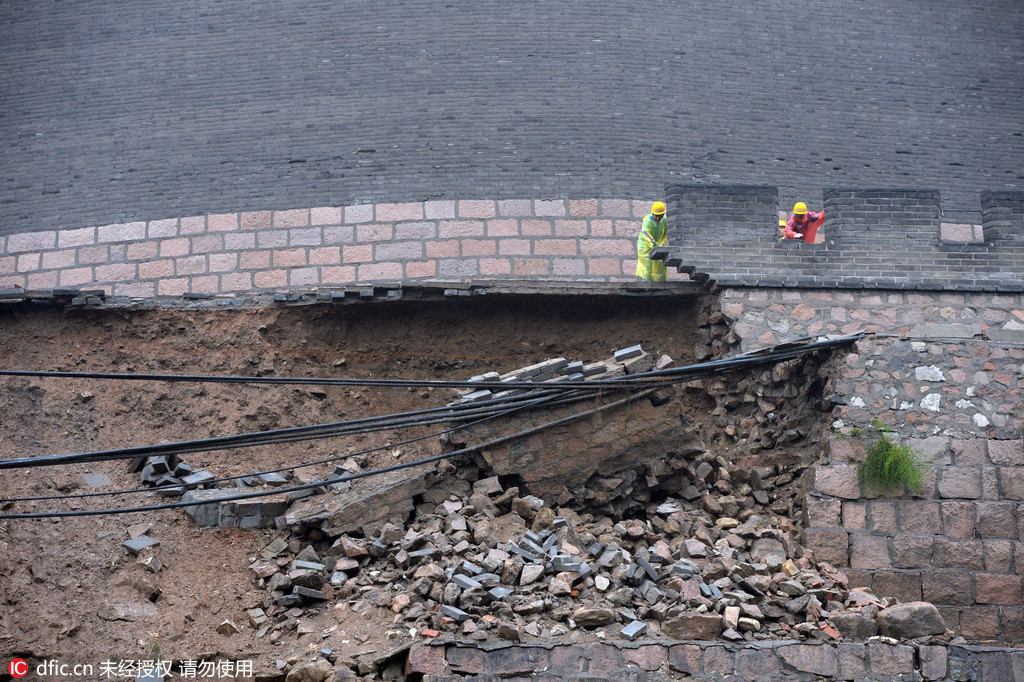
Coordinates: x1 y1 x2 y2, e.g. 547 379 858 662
635 214 669 281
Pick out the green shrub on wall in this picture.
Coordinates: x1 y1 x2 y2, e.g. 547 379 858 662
857 423 927 494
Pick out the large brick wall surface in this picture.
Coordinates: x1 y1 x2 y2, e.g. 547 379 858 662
0 199 681 296
666 187 1024 291
716 287 1024 643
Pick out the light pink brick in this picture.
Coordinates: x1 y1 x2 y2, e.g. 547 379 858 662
940 223 980 243
513 258 551 275
78 245 109 264
159 238 190 258
253 270 288 288
190 275 218 294
580 238 635 257
426 240 461 258
631 200 652 217
323 225 355 244
224 232 256 250
424 200 455 219
309 246 342 265
176 256 207 276
158 278 189 296
358 262 403 281
589 219 614 237
0 275 25 288
0 256 14 274
108 244 128 262
240 211 273 229
989 439 1024 466
179 216 206 235
438 258 478 277
375 241 424 260
7 231 56 252
497 199 533 217
498 239 532 256
220 272 254 292
554 220 589 237
458 200 496 218
356 224 394 242
438 220 484 238
287 227 322 246
209 253 239 272
520 219 553 236
534 199 566 217
60 267 93 286
460 239 496 257
288 267 319 287
113 282 155 298
273 209 309 227
97 222 145 244
59 227 96 247
147 219 178 238
343 244 374 263
94 263 136 282
311 207 343 225
600 199 633 218
207 213 238 232
568 199 599 217
126 242 158 261
27 271 59 289
273 249 307 267
534 239 578 256
394 221 437 240
404 260 437 279
138 260 175 280
588 258 627 276
614 219 640 236
553 258 586 276
376 202 423 222
320 265 358 284
257 230 289 248
478 258 512 276
344 204 374 224
486 219 519 237
41 249 76 270
191 235 224 254
17 253 40 272
240 251 272 270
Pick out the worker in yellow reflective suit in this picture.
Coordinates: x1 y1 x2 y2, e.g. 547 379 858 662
635 200 669 282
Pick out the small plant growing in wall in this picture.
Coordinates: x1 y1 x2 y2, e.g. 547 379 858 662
858 420 927 494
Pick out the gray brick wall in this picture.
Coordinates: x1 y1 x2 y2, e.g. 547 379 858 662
982 192 1024 243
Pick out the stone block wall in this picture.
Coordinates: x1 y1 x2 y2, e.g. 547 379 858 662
804 434 1024 643
0 198 680 296
407 638 1023 681
715 286 1024 643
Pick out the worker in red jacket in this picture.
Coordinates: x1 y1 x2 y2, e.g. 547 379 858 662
782 202 825 243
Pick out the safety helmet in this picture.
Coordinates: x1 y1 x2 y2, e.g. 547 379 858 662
651 201 667 216
793 201 808 215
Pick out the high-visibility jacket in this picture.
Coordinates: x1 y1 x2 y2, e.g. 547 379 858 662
784 210 825 243
635 214 669 281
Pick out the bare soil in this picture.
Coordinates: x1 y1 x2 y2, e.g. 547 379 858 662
0 297 701 672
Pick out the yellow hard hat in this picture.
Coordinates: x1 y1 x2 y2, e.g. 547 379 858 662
651 201 667 216
793 201 808 215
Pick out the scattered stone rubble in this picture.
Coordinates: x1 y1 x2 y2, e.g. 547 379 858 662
251 452 951 677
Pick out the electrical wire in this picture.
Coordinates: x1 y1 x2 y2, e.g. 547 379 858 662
0 390 654 520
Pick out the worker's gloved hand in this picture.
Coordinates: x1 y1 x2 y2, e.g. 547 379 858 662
793 233 803 239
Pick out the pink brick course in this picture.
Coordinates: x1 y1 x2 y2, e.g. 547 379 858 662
7 197 645 296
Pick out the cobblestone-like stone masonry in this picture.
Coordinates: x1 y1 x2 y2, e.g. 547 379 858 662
0 199 675 295
408 638 1022 681
716 287 1024 643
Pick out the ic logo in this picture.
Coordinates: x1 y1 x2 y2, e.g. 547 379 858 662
7 658 29 678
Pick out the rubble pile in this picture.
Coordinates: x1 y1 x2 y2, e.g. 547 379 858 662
247 459 948 660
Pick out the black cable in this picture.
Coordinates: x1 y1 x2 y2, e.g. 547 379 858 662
0 390 652 520
1 386 591 503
